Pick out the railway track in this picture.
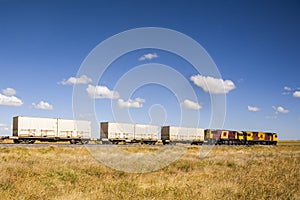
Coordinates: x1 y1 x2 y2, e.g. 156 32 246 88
0 143 294 148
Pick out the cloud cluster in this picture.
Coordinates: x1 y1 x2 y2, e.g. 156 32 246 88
267 105 289 119
2 88 16 96
284 86 292 91
282 86 300 98
0 87 23 106
86 85 120 99
181 99 202 110
139 53 158 61
32 101 53 110
86 84 145 109
292 91 300 98
60 75 92 85
190 75 236 94
273 106 289 114
247 106 260 112
118 98 145 108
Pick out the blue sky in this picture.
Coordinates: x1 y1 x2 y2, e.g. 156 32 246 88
0 0 299 139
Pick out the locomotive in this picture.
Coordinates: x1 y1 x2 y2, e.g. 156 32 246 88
204 130 278 145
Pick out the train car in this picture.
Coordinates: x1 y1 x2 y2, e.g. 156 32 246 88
100 122 159 144
205 129 239 145
161 126 204 145
219 130 239 145
204 129 220 144
245 131 278 145
12 116 91 144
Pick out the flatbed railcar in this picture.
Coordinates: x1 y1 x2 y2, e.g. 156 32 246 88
161 126 204 145
100 122 159 144
12 116 91 144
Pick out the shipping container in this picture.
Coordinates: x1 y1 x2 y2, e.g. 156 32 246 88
13 116 57 137
100 122 159 144
100 122 135 142
161 126 204 144
12 116 91 144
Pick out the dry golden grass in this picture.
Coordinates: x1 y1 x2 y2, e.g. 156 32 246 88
0 144 299 200
278 140 300 145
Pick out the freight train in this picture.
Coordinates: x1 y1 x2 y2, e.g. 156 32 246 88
1 116 278 145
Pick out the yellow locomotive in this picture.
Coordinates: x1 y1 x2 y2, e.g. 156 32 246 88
204 130 278 145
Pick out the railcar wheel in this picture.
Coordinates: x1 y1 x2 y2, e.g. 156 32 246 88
70 139 75 144
28 140 35 144
13 139 21 144
81 140 89 144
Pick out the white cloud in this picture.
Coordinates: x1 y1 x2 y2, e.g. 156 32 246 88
139 53 158 61
284 86 292 91
0 94 23 106
248 106 260 112
60 75 92 85
190 75 236 94
282 86 292 95
180 99 202 110
273 106 289 114
2 88 16 96
118 98 145 108
292 91 300 98
32 101 53 110
86 85 119 99
277 106 289 113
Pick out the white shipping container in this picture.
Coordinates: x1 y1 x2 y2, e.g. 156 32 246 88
161 126 204 142
58 119 91 138
13 116 91 139
58 119 75 138
13 116 57 137
194 128 204 141
101 122 159 141
101 122 135 140
74 120 91 138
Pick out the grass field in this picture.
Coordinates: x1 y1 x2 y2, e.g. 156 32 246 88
0 143 299 200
